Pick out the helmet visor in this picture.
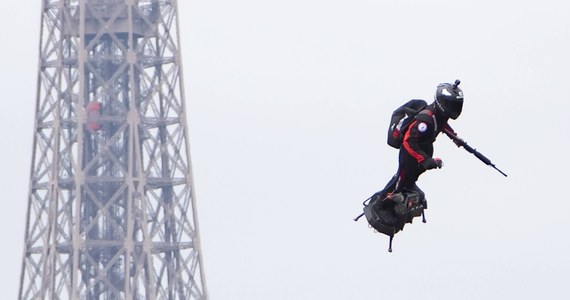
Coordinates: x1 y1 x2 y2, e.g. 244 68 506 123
447 100 463 119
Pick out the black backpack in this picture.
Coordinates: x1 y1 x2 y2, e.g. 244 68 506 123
387 99 427 148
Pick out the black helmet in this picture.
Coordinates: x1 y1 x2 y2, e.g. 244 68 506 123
434 79 463 119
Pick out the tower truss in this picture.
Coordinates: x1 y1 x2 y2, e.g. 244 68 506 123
19 0 208 299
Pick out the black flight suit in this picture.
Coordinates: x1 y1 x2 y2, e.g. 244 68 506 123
380 104 452 199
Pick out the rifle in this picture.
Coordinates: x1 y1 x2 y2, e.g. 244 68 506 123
443 127 508 177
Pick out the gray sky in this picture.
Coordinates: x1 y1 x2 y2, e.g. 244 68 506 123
2 0 570 299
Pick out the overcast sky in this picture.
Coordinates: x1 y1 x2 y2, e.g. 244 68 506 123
2 0 570 299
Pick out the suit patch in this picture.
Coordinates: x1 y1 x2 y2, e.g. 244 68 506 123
418 122 428 132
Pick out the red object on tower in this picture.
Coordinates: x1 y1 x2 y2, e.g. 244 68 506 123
86 102 102 131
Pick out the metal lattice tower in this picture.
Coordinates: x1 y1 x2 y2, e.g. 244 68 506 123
19 0 208 299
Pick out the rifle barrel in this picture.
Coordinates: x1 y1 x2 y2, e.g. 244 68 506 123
443 128 507 177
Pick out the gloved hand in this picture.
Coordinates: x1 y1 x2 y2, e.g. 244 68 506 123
421 157 444 170
443 125 463 147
